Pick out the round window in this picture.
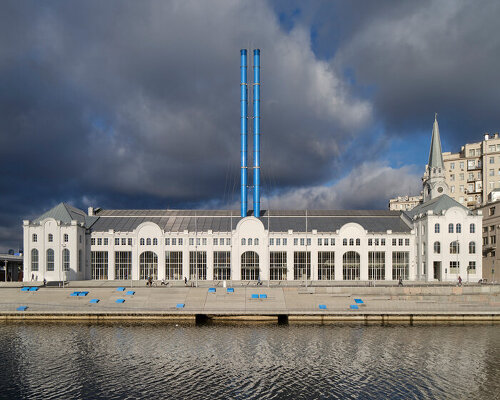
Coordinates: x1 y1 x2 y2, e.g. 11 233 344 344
437 187 443 193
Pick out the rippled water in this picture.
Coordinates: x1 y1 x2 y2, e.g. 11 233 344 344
0 322 499 399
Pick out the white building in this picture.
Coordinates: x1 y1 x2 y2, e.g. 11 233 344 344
22 115 482 283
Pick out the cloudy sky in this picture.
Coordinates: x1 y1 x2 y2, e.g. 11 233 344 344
1 0 499 252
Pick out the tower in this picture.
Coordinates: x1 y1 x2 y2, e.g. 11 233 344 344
422 114 449 202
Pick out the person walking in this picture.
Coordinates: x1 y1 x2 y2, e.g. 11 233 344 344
458 276 462 287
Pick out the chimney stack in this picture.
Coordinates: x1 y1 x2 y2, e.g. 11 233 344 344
240 49 248 217
253 49 261 217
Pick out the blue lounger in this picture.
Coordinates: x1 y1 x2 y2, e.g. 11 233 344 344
176 303 185 309
208 288 216 293
126 291 135 295
354 299 364 305
17 306 28 311
115 299 125 304
78 291 89 297
117 287 126 292
89 299 100 304
29 287 39 292
21 287 30 292
350 305 359 310
227 288 234 293
259 294 267 299
319 304 327 310
251 294 259 299
70 291 80 296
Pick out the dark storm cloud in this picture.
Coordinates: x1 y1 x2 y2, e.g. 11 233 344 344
0 0 371 251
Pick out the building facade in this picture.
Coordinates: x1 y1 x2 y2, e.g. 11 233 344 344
478 200 499 283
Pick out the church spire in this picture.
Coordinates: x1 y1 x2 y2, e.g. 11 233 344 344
422 113 448 202
428 113 444 169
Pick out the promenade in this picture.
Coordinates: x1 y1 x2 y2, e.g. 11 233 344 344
1 281 499 322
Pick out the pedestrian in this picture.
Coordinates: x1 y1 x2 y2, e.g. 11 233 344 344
398 277 403 287
458 276 462 287
184 277 187 286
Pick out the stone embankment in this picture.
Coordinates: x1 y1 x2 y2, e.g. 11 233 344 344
0 283 499 323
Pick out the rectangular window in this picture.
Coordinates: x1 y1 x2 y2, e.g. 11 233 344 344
189 238 194 246
213 238 218 246
300 238 305 246
392 238 397 246
324 238 329 246
368 251 385 280
294 238 298 246
460 162 464 169
270 251 287 280
490 207 495 216
449 261 459 274
318 251 335 280
220 238 224 246
368 239 373 246
171 238 176 246
189 251 207 280
97 238 102 246
375 238 379 246
270 238 274 246
490 169 495 176
293 251 311 280
490 157 495 164
91 251 108 280
202 238 207 246
307 238 311 246
490 145 496 152
405 238 410 246
91 238 96 245
178 238 183 246
450 162 455 170
282 238 287 246
381 239 386 246
115 251 132 280
213 251 230 280
398 238 403 246
103 238 108 246
451 186 455 193
165 238 170 246
276 238 280 246
468 261 476 273
78 249 82 272
450 174 455 181
115 238 120 245
121 238 126 245
392 251 409 280
318 238 322 246
128 238 132 246
491 236 496 244
330 238 335 246
460 173 464 180
166 251 183 280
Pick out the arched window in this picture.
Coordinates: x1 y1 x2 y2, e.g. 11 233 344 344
456 223 461 233
248 238 253 246
47 249 54 271
146 238 151 245
470 224 475 233
31 249 39 272
254 238 259 245
343 251 360 280
450 241 459 254
355 239 360 246
32 234 37 242
153 238 158 245
64 234 69 242
434 223 440 233
343 238 347 246
349 238 354 246
48 234 53 242
241 238 246 245
140 251 158 280
433 241 441 254
62 249 70 272
140 238 145 245
469 241 476 254
448 223 454 233
241 251 259 280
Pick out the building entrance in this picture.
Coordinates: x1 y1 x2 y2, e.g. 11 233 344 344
433 261 441 281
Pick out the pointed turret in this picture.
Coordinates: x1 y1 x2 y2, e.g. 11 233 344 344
422 114 448 202
428 113 444 169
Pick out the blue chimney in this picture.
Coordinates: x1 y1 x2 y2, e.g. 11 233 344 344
240 49 248 217
253 49 261 217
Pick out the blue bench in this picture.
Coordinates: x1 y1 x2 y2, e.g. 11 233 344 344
176 303 185 309
319 304 327 310
78 291 89 297
115 299 125 304
70 291 80 296
126 291 135 295
208 288 216 293
259 294 267 299
251 294 259 299
354 299 364 305
29 287 39 292
226 288 234 293
21 287 30 292
17 306 28 311
350 305 359 310
89 299 100 304
117 287 126 292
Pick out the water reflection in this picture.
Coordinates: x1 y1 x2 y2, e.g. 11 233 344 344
0 323 498 399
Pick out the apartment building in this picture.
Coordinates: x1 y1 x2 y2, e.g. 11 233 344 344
479 200 499 282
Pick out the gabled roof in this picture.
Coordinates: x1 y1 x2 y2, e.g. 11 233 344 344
33 202 98 228
428 114 444 169
404 194 470 219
